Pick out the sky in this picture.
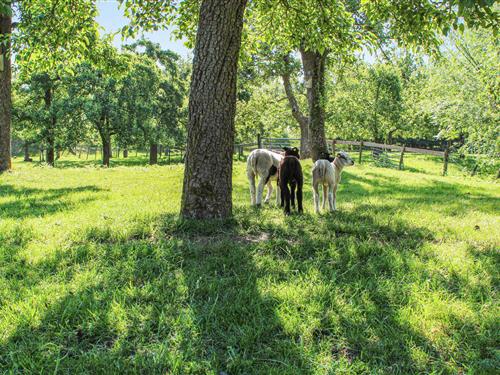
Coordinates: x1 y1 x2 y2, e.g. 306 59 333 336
95 0 192 58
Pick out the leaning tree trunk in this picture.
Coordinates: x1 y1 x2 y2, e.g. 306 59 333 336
0 10 12 172
300 49 329 161
149 143 158 165
281 65 311 158
181 0 247 219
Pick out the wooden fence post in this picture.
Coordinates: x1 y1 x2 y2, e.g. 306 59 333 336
257 134 262 149
399 145 405 170
332 139 336 155
442 141 450 176
358 141 364 164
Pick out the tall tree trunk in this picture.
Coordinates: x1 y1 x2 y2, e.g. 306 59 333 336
123 148 128 158
181 0 247 219
44 86 56 166
0 10 12 172
149 143 158 165
300 49 329 161
281 60 310 158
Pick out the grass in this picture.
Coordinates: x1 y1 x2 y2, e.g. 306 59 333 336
0 153 499 374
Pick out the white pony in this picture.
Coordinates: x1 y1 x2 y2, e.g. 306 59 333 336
312 151 354 213
246 149 283 206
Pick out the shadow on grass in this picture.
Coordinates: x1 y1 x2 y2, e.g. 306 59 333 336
0 184 104 220
3 201 497 373
0 215 305 373
341 171 499 216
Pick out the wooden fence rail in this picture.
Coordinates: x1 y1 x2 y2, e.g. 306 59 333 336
330 139 450 176
24 136 452 176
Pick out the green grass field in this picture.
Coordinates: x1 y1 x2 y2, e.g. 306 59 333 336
1 154 499 374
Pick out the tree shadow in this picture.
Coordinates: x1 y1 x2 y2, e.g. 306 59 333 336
1 204 497 373
0 214 309 373
0 184 104 219
342 171 499 216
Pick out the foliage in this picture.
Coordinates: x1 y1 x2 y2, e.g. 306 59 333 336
409 28 499 166
363 0 498 52
325 61 404 142
235 78 297 142
12 72 89 152
12 0 99 76
123 39 187 148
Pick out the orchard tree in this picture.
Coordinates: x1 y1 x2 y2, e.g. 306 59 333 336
69 63 121 167
0 0 98 170
123 40 186 164
118 54 161 164
12 82 39 161
239 47 311 157
368 64 403 143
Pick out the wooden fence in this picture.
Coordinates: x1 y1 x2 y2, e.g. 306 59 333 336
31 144 187 164
330 139 451 176
23 136 453 176
237 135 452 176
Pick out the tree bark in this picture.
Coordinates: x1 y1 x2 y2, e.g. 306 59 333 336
149 143 158 165
0 10 12 172
181 0 247 219
300 49 329 161
123 148 128 158
281 65 310 158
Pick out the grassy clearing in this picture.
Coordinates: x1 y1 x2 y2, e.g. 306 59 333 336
1 154 499 374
